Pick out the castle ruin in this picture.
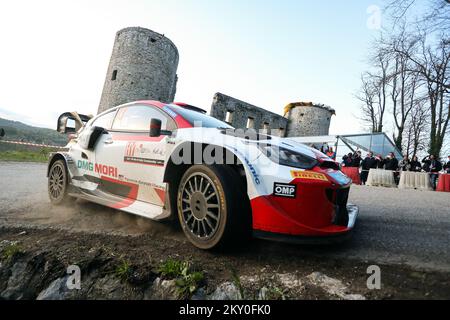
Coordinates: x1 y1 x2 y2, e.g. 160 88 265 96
97 27 335 137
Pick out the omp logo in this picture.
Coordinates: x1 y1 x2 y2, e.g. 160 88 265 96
273 183 297 198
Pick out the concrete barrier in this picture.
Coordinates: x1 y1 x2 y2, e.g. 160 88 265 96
366 169 397 188
398 171 433 191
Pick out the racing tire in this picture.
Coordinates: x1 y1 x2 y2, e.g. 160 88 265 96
177 164 251 250
48 160 71 205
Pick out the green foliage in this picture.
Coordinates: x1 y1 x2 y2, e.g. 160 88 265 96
115 259 132 281
0 149 49 162
159 259 204 299
2 243 23 261
158 259 187 278
175 269 204 299
231 268 245 299
264 286 287 300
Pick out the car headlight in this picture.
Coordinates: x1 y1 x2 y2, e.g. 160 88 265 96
258 144 319 169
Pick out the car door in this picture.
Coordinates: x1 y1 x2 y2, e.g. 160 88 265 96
95 104 176 207
72 110 116 187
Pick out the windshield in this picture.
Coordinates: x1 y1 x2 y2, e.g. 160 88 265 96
167 105 234 129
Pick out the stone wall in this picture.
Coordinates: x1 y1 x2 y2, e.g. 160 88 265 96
98 27 179 114
210 93 288 137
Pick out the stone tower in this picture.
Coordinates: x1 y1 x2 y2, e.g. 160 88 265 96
98 27 179 114
285 102 335 137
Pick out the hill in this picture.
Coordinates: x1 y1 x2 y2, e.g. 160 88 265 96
0 117 67 146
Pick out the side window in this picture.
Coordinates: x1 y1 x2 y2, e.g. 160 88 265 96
111 105 175 132
91 111 117 129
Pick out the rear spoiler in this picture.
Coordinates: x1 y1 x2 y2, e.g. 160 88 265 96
57 112 93 134
173 102 207 114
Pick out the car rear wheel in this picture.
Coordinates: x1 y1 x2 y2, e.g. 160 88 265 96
48 160 70 205
177 164 251 250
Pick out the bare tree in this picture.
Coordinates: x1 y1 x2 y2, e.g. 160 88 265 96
356 73 378 132
411 38 450 156
404 97 429 157
364 51 390 133
388 31 450 157
386 0 450 33
384 29 421 152
356 62 389 134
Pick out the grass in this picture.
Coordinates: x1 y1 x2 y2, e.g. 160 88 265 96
158 259 187 278
0 149 50 163
231 268 245 299
159 259 205 299
115 259 132 281
264 286 287 300
1 242 23 261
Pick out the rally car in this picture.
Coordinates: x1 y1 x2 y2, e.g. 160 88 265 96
47 101 358 249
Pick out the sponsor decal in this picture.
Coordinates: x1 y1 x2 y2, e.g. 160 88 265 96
273 182 297 198
247 160 261 185
230 146 261 185
124 156 165 166
77 160 118 178
290 170 328 182
125 142 164 158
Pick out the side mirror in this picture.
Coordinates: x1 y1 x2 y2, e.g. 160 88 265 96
57 112 92 134
0 128 5 138
150 118 162 137
78 126 106 150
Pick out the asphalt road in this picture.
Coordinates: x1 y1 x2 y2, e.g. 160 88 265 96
1 161 449 272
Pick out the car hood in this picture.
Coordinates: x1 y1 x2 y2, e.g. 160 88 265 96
176 127 328 161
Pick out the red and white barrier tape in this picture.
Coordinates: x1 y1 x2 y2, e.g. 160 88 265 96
0 139 65 149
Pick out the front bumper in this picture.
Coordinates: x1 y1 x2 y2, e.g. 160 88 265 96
253 204 359 244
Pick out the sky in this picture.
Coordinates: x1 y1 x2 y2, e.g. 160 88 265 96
0 0 385 134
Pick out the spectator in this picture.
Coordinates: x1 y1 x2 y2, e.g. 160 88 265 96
375 154 384 169
398 155 411 171
384 152 399 184
444 155 450 174
342 153 353 167
410 155 422 172
384 152 399 171
326 147 336 160
351 151 362 167
360 152 376 185
422 155 442 190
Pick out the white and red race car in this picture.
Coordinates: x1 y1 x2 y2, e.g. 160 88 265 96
48 101 358 249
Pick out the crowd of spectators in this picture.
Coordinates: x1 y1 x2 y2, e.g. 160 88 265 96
340 150 450 191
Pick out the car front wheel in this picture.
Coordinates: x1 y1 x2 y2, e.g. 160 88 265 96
177 164 251 250
48 160 70 205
